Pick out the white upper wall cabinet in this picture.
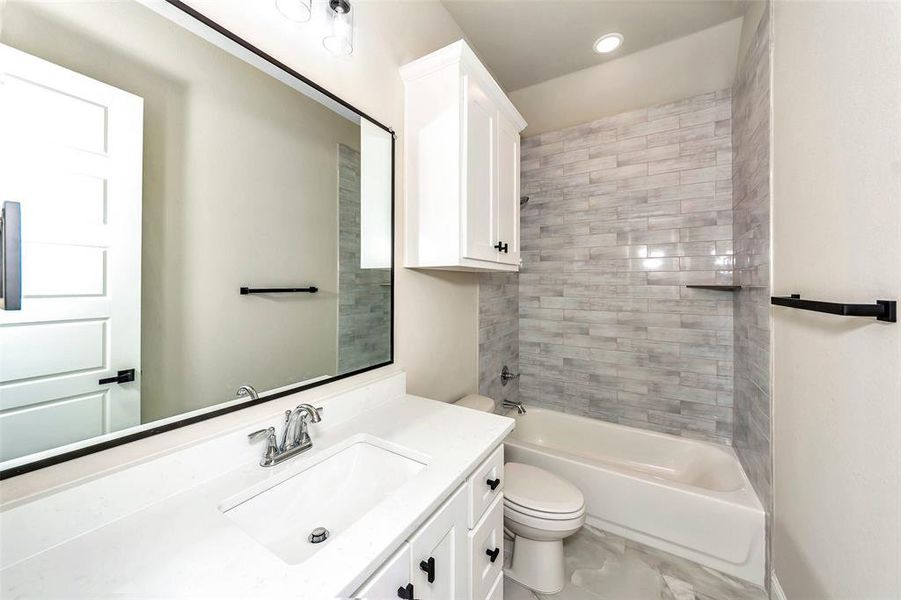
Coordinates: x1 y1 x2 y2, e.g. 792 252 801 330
401 41 527 272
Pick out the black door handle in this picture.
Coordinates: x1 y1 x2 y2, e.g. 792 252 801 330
419 556 435 583
486 547 500 563
493 242 509 253
486 478 501 491
99 369 136 385
397 583 414 599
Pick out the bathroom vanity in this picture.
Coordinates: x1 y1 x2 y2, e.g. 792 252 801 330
0 371 513 599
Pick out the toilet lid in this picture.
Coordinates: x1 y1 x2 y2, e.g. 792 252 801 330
504 462 584 514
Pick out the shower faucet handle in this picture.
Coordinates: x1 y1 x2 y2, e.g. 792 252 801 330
500 365 520 385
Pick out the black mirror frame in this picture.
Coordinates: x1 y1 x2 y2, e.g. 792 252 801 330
0 0 395 480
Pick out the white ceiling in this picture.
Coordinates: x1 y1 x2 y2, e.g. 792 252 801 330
440 0 749 91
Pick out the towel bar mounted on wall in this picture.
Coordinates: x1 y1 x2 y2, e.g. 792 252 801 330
240 286 318 295
771 294 897 323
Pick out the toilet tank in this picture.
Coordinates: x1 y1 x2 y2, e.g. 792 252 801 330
455 394 496 412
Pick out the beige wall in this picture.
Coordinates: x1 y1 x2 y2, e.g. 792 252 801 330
2 1 364 422
509 18 742 137
772 1 901 597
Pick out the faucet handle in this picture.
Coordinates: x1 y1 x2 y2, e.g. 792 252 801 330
248 426 276 442
248 426 279 460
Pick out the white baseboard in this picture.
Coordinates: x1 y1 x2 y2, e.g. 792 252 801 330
771 573 787 600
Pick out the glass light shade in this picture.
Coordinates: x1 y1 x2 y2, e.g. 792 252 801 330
593 33 623 54
275 0 311 23
323 3 353 56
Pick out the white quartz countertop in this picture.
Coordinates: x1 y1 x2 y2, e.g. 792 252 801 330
0 393 514 599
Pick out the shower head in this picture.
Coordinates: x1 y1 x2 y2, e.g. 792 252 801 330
520 195 530 207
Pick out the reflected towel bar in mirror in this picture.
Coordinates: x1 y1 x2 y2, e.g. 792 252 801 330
771 294 897 322
240 286 319 294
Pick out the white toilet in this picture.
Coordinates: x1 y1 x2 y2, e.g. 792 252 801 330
455 395 586 594
503 462 586 593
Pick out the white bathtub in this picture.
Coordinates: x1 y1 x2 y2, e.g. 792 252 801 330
503 407 765 585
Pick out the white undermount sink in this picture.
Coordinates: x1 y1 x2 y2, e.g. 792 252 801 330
221 437 426 564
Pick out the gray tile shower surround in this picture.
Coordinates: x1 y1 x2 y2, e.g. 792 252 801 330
513 90 736 445
338 144 391 374
731 3 772 511
479 271 520 407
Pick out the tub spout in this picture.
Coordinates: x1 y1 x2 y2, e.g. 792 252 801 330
503 399 527 414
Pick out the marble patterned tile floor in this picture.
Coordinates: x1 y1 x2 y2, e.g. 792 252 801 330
503 524 767 600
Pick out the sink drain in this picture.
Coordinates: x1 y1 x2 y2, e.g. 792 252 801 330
309 527 329 544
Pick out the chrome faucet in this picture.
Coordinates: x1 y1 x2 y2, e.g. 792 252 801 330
236 385 260 401
284 404 322 450
248 404 323 467
503 399 526 414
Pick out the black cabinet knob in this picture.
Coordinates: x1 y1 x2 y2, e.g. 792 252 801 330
486 547 500 563
419 556 435 584
397 583 414 599
486 478 501 491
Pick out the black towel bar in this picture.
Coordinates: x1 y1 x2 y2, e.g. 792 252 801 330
240 286 318 295
771 294 896 322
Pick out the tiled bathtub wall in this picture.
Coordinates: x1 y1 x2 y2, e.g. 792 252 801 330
478 272 520 407
517 90 735 444
337 144 391 374
732 4 772 507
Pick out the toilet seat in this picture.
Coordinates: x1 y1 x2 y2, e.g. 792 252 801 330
504 462 585 514
504 496 585 521
504 500 585 529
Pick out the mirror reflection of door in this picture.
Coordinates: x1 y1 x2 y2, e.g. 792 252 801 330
0 44 143 461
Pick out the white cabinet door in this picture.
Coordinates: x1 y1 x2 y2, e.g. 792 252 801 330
469 494 505 600
355 543 413 600
409 485 469 600
462 74 498 263
496 116 520 266
0 44 143 462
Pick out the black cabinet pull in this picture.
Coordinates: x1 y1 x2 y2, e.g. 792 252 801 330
493 242 509 253
486 478 501 491
99 369 136 385
486 547 500 563
397 583 414 599
419 556 435 583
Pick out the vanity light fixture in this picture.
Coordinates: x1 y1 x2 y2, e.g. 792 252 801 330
324 0 354 56
593 32 624 54
275 0 312 22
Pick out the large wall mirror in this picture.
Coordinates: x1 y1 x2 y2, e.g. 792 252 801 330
0 0 394 477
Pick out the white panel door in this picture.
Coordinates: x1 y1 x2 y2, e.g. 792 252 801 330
462 74 498 263
409 485 469 600
496 115 520 266
0 44 143 462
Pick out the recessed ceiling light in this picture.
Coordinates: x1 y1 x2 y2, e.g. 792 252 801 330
593 33 624 54
275 0 311 23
